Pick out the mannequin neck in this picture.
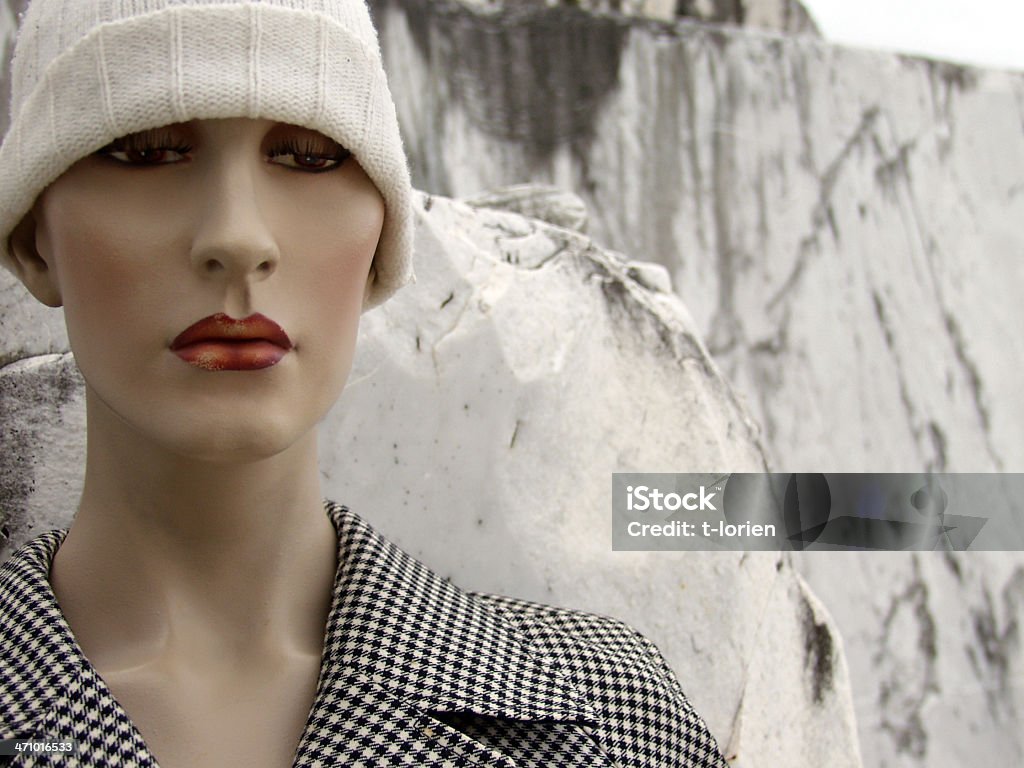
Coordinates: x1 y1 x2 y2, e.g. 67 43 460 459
50 384 339 673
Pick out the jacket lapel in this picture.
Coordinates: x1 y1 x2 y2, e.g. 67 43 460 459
293 504 616 767
0 530 159 767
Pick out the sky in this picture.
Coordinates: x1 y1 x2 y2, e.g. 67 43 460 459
800 0 1024 72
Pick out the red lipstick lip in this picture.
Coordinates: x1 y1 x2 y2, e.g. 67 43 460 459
171 313 292 351
170 313 292 371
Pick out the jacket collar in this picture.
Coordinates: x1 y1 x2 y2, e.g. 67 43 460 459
0 528 83 733
1 503 599 762
313 502 597 721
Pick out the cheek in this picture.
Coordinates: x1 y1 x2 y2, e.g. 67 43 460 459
59 242 143 325
280 180 384 334
40 178 186 323
37 191 184 380
311 210 382 385
304 235 376 356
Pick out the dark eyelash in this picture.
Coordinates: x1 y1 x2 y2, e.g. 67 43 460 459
94 132 351 167
99 130 193 156
268 137 351 162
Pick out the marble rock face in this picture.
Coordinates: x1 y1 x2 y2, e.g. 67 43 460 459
0 1 16 138
367 3 1024 766
453 0 820 33
371 0 1024 475
0 192 865 767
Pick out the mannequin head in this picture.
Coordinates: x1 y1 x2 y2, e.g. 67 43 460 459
0 0 412 461
0 0 413 309
8 117 384 462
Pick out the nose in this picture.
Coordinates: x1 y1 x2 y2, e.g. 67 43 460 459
189 158 281 281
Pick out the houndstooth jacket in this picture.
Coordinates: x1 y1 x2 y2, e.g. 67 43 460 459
0 501 728 767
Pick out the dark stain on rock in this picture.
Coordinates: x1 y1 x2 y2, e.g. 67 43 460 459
871 290 895 351
943 311 991 433
0 364 41 545
972 591 1008 676
922 58 981 93
800 594 835 704
969 574 1021 715
54 355 79 405
876 560 939 757
926 421 947 473
942 550 963 583
591 256 706 367
874 139 916 193
0 419 35 542
0 354 84 555
370 0 628 153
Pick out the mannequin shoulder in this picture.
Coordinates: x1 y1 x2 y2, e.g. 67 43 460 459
471 590 675 674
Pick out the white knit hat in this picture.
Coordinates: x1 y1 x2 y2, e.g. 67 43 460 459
0 0 413 309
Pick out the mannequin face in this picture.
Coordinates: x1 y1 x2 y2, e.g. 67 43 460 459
12 118 385 462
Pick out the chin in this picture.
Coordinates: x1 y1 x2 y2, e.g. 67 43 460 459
82 364 341 465
164 418 313 464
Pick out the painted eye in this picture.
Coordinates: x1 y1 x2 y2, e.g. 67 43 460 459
269 153 337 171
268 140 351 173
96 130 193 166
100 146 191 165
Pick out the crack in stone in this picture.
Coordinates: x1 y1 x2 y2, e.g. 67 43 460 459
866 111 1004 470
429 287 477 375
705 49 745 358
477 217 574 270
874 138 918 193
966 569 1023 720
680 38 708 253
875 555 939 758
787 41 817 175
746 315 790 448
942 312 994 436
869 289 934 470
767 106 881 313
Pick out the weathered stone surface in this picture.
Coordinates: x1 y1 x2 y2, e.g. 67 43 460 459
0 353 85 546
1 271 69 366
735 0 818 35
0 4 68 364
453 0 820 34
456 0 675 18
795 551 1024 767
367 4 1024 765
1 192 867 767
371 0 1024 475
464 183 590 232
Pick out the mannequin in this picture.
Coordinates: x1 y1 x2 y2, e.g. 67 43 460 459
9 116 379 767
0 2 727 767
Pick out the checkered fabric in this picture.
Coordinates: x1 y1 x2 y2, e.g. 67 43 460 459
0 502 727 767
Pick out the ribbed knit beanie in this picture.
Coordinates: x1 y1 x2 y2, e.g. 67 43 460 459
0 0 413 309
